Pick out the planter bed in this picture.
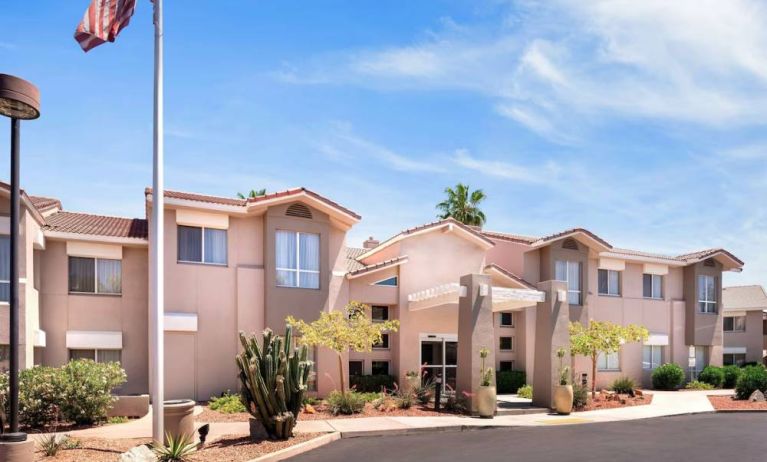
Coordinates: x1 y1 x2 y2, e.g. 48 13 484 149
708 395 767 411
34 437 150 462
300 402 462 420
575 392 652 412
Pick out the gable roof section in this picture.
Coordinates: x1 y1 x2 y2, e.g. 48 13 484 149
357 218 495 261
44 211 148 241
29 195 62 214
345 247 368 272
347 255 409 279
481 230 538 244
529 227 612 252
483 263 536 290
723 285 767 311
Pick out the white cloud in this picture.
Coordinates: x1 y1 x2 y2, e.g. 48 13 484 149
451 148 557 183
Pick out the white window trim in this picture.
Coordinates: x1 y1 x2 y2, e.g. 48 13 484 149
597 351 621 371
276 230 320 289
69 257 122 296
723 316 746 333
642 345 662 370
597 269 621 296
643 273 663 299
555 260 582 305
68 348 122 363
698 275 717 314
178 226 228 266
500 312 514 327
499 336 514 351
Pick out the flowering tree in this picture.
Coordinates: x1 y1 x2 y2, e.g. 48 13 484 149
287 301 399 394
569 320 649 398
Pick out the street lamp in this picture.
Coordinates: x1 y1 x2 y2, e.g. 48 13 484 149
0 74 40 448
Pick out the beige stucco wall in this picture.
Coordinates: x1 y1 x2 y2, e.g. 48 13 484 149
724 310 764 364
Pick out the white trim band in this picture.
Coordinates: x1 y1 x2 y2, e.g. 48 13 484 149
66 330 123 349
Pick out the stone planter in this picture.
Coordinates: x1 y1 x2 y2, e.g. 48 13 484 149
476 385 496 418
0 438 34 462
553 385 574 415
108 394 150 418
163 399 196 443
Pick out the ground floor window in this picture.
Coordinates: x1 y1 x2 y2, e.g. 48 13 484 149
597 351 620 371
349 360 363 376
371 361 389 376
499 360 514 372
723 353 747 366
69 349 122 364
642 345 662 370
421 337 457 392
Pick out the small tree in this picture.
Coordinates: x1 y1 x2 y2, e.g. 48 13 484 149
237 188 266 199
287 301 399 394
569 321 648 398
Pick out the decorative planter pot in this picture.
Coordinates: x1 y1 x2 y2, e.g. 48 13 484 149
553 385 574 415
163 399 196 443
476 385 496 418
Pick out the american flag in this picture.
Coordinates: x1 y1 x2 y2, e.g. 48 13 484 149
74 0 137 52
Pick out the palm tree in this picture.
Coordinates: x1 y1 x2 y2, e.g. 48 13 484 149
436 183 487 226
236 188 266 199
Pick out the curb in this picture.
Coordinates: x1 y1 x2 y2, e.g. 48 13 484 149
248 432 341 462
714 409 767 413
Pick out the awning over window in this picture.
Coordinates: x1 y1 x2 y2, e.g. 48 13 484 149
66 330 122 349
723 346 747 354
164 312 198 332
645 333 669 346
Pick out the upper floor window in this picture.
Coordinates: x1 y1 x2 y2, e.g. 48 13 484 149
555 260 582 305
0 236 8 302
697 275 717 313
499 336 513 351
373 276 398 287
643 274 663 299
597 351 620 371
723 316 746 332
372 305 389 322
276 230 319 289
500 312 514 327
178 225 227 265
597 269 620 296
69 256 122 295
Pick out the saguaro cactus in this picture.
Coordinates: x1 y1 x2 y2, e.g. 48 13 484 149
236 326 312 440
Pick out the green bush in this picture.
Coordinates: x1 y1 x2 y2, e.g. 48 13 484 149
722 365 742 389
517 384 533 399
652 363 685 390
16 367 66 428
697 366 724 388
572 383 589 409
326 391 367 415
496 370 526 394
610 376 636 394
349 374 397 393
61 360 127 425
209 391 246 414
735 365 767 400
685 380 714 390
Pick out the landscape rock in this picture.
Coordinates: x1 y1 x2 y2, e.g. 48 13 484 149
749 390 766 402
634 389 644 397
119 444 157 462
304 404 316 414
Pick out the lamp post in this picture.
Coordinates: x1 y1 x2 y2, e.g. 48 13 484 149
0 73 40 456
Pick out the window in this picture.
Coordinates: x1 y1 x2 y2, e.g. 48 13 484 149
68 349 122 364
698 275 717 313
68 257 122 294
275 230 320 289
723 353 746 366
724 316 746 332
694 346 707 373
499 361 514 372
349 360 364 376
597 351 620 371
0 236 8 302
373 333 389 349
598 269 620 296
555 260 582 305
178 225 227 265
500 312 514 327
499 337 513 351
371 361 389 376
372 306 389 322
373 276 398 287
642 345 662 370
643 274 663 299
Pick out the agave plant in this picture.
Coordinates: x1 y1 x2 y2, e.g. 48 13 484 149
153 433 197 462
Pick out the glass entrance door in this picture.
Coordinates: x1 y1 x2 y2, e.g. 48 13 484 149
420 335 457 392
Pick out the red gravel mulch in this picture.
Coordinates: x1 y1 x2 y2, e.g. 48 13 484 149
196 407 251 423
708 395 767 411
34 437 151 462
300 402 461 420
575 392 653 412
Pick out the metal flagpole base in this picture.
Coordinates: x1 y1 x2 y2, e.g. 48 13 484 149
0 435 33 462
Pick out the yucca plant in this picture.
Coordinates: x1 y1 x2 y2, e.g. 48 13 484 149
153 433 197 462
236 326 312 440
37 433 68 457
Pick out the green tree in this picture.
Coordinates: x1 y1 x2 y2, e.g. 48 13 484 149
436 183 487 226
286 301 399 394
569 321 649 398
236 188 266 199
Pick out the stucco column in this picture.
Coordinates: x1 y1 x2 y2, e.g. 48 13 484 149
532 280 569 409
457 274 494 414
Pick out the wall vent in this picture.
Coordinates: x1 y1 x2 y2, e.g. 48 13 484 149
562 238 579 250
703 258 716 267
286 203 313 219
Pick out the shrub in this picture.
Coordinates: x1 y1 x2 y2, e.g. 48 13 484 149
735 365 767 400
697 366 724 388
60 360 126 425
37 434 69 457
209 392 246 414
496 370 526 394
349 374 397 393
326 391 366 415
302 396 321 406
685 380 714 390
722 365 742 389
517 384 533 399
572 383 589 409
18 366 67 428
652 363 685 390
610 376 636 394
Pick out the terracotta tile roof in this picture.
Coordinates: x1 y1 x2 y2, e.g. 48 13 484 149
44 211 148 240
609 247 681 262
481 230 539 244
723 285 767 311
532 227 612 249
675 248 744 265
484 263 536 290
29 195 61 213
348 255 408 277
365 218 495 256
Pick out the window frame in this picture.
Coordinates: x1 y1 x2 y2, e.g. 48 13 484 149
642 273 663 299
371 360 389 376
68 256 122 296
371 305 389 322
597 351 621 371
275 230 320 289
642 345 662 370
697 275 717 314
372 276 398 287
68 348 122 364
499 336 513 351
348 360 364 377
723 353 746 366
373 333 390 350
555 260 582 305
177 225 228 266
723 316 746 332
500 312 514 327
499 360 515 372
597 269 621 296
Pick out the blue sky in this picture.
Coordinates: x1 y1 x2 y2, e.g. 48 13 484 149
1 1 766 287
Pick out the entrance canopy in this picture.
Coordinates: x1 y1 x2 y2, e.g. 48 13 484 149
407 282 545 311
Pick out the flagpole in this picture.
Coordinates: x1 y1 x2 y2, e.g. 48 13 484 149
151 0 165 444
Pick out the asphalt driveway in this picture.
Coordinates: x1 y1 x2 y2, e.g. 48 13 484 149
290 414 767 462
